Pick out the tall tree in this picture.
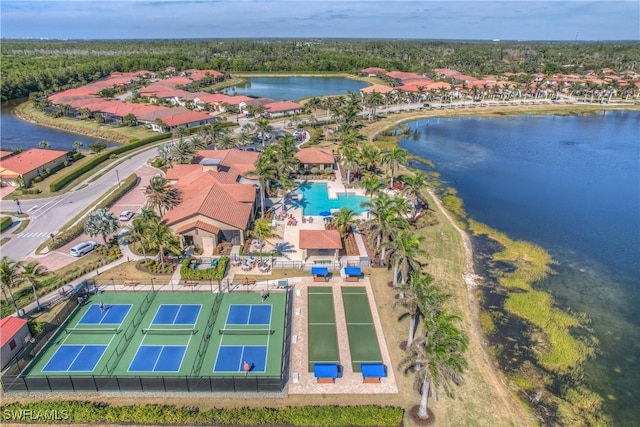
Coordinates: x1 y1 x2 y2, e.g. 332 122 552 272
37 140 51 149
384 230 427 286
399 310 468 421
84 208 119 245
144 176 181 216
0 257 22 312
18 261 49 311
361 193 408 263
331 206 357 238
381 146 408 190
145 222 181 272
249 218 280 264
255 118 273 148
252 148 278 218
401 171 430 220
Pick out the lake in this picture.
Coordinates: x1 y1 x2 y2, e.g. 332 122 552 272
227 76 369 100
399 111 639 425
0 101 114 152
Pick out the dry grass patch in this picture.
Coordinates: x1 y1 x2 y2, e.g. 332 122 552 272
94 260 174 283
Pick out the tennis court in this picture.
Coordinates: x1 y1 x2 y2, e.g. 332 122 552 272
18 289 289 392
341 287 382 372
307 286 339 372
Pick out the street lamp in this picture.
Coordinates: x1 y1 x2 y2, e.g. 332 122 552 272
115 169 120 186
15 198 22 214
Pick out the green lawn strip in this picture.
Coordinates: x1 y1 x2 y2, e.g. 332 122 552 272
341 287 382 372
307 287 339 371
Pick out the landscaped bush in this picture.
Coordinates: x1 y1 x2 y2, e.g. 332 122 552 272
0 216 13 232
20 188 42 195
49 133 170 192
0 401 404 426
180 256 229 280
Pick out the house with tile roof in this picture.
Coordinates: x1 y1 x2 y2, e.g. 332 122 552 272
295 148 335 174
0 148 68 187
299 229 342 261
0 316 31 369
162 149 260 252
361 67 387 76
263 101 303 118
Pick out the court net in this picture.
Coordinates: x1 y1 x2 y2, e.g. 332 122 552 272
141 328 197 335
65 327 121 334
219 328 275 335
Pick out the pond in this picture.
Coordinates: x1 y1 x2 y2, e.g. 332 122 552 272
226 77 369 101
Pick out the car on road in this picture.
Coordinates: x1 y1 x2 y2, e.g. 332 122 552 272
119 210 134 221
293 129 306 137
70 241 99 257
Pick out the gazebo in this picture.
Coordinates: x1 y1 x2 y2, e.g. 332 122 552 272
299 229 342 262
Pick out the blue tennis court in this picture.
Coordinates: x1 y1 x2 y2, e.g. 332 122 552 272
42 345 107 372
213 346 267 373
226 304 272 325
152 304 201 325
128 345 187 372
78 304 131 325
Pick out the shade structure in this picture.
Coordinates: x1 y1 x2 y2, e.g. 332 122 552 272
344 267 361 277
319 211 332 217
314 363 339 378
361 363 386 378
311 267 329 276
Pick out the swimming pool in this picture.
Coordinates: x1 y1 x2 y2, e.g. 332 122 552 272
293 182 370 216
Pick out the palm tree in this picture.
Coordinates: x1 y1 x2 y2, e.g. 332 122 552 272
146 222 181 272
0 257 22 312
217 133 237 149
84 208 120 246
256 118 273 148
339 145 359 184
127 217 150 260
361 174 384 197
170 138 196 164
398 310 468 421
236 129 252 147
358 143 381 175
384 230 427 286
332 207 357 238
37 140 51 149
396 271 450 347
361 193 409 263
273 134 299 179
307 96 323 119
19 261 49 311
249 218 280 263
253 149 278 218
199 122 229 149
144 176 181 216
72 141 84 152
381 146 408 190
401 171 429 220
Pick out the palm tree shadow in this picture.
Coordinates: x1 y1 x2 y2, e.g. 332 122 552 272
274 242 296 259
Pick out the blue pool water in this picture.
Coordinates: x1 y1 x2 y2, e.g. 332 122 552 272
293 182 369 216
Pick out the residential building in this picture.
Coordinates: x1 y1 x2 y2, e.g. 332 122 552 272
0 148 68 187
295 148 335 174
0 316 31 369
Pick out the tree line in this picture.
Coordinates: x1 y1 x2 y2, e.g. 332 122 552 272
3 39 639 101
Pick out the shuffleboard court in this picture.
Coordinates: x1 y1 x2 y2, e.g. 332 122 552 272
341 287 382 372
307 287 339 371
78 304 131 325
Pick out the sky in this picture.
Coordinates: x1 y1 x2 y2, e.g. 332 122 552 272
1 0 638 41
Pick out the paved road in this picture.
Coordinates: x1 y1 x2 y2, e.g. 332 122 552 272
0 144 167 261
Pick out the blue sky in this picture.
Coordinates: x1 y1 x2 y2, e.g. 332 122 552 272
1 1 638 41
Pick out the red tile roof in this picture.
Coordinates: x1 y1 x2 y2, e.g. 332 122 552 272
299 230 342 250
157 76 193 87
264 101 303 113
361 67 387 74
223 95 254 106
188 70 224 81
160 111 214 127
0 149 67 175
295 148 334 165
175 220 220 235
0 151 14 160
361 84 394 94
0 316 28 347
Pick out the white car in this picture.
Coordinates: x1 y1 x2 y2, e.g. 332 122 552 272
293 129 306 137
119 210 134 221
70 241 99 257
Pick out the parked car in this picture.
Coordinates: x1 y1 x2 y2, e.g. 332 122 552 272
70 241 99 257
119 210 134 221
293 129 306 137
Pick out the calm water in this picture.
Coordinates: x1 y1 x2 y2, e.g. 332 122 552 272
293 182 370 216
0 101 114 152
399 111 640 424
227 77 369 101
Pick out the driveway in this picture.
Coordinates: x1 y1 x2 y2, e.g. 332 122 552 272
24 164 161 271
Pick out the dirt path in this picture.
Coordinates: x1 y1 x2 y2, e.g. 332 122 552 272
427 188 534 426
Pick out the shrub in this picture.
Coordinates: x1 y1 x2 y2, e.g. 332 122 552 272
20 188 41 194
0 401 404 426
31 175 43 183
180 257 229 280
0 216 13 232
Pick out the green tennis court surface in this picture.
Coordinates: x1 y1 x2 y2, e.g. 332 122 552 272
341 287 382 372
307 286 339 372
24 291 286 380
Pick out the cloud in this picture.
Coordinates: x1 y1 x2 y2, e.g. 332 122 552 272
1 1 638 40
